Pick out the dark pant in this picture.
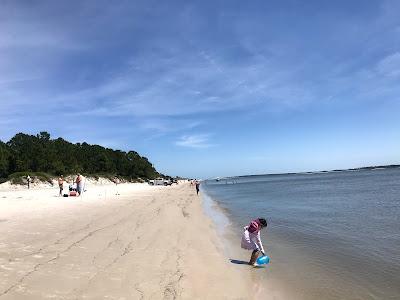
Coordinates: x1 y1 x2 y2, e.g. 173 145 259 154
77 184 82 195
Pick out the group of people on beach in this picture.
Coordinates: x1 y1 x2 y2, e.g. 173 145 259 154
190 179 201 195
58 174 121 196
57 174 83 196
25 173 122 197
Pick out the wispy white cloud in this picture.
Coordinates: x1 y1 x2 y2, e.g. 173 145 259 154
52 47 316 119
139 118 202 133
377 52 400 77
3 0 398 126
1 0 400 157
175 134 214 148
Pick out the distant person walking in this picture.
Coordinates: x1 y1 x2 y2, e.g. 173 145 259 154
76 173 83 196
241 218 267 266
114 176 120 195
195 180 200 195
58 175 65 196
26 175 31 189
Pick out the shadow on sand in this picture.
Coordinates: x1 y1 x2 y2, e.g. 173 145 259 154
229 259 249 265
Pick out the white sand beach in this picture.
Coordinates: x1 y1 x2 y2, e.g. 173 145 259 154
0 181 256 299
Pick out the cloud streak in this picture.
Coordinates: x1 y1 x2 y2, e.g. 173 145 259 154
175 134 214 148
2 0 399 123
377 52 400 77
0 0 399 178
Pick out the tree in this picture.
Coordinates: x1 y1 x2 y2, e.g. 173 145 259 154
0 141 10 178
0 132 160 180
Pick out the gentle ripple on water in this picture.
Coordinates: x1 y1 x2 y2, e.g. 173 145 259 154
203 168 400 300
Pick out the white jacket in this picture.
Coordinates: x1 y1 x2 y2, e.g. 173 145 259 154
241 225 265 253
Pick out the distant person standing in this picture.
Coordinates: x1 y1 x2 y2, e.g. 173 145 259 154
195 180 200 195
76 173 83 196
114 176 120 195
58 175 65 196
26 175 31 189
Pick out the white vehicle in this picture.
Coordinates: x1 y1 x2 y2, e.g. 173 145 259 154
149 178 171 186
163 179 172 186
154 178 165 185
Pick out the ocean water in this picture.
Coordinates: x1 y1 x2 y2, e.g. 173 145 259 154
202 168 400 300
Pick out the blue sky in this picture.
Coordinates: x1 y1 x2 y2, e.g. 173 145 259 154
1 0 399 178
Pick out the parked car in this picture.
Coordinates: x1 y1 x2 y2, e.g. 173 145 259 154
149 178 172 186
154 178 164 185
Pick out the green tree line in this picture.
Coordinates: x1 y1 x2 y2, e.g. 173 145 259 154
0 132 159 181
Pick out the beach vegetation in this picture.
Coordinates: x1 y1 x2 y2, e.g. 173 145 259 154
0 141 11 179
8 172 53 185
0 132 159 184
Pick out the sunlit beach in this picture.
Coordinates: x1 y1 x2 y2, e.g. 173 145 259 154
1 0 399 299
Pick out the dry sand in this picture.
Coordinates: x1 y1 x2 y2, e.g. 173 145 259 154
0 181 255 299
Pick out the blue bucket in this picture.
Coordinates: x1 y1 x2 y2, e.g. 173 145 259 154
256 255 270 265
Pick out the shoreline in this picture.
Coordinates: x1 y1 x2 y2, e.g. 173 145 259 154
200 171 400 300
200 183 358 300
0 181 256 299
200 188 294 300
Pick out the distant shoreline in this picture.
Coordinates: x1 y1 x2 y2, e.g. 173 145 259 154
213 164 400 180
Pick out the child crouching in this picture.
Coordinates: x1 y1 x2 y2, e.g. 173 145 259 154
241 218 267 266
